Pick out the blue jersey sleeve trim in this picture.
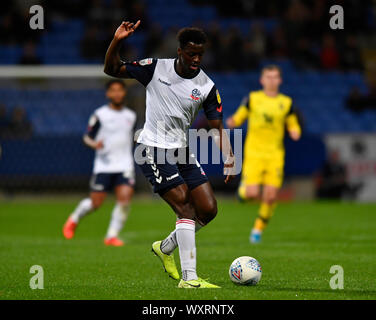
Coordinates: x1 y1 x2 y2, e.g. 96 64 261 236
122 58 157 87
87 115 101 139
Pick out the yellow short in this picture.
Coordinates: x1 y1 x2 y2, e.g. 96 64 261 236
241 156 284 188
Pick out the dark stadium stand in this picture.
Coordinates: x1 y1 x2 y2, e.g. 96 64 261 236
0 0 374 189
0 0 373 135
0 69 372 136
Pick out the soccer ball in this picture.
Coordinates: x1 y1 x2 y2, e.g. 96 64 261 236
229 256 262 285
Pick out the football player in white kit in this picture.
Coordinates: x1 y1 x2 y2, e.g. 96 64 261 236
104 21 236 288
63 80 136 247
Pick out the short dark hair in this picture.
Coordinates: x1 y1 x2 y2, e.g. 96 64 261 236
177 27 207 49
105 79 127 90
261 65 283 77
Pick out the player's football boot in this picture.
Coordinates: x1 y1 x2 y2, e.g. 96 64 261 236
178 278 220 288
63 217 77 239
250 229 262 244
104 237 124 247
151 241 180 280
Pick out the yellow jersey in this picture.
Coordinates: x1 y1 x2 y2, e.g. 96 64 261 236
232 90 301 160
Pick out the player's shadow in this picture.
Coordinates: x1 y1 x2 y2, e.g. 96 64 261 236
262 287 376 296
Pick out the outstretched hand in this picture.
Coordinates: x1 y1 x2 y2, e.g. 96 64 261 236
225 117 236 129
289 130 301 141
114 20 141 40
95 140 104 150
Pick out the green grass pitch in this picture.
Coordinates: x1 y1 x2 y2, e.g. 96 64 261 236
0 197 375 300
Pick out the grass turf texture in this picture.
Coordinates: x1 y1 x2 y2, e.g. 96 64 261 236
0 198 375 300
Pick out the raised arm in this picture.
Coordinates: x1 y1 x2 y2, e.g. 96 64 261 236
104 20 141 78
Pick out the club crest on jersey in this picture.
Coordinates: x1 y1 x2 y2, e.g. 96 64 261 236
190 88 201 101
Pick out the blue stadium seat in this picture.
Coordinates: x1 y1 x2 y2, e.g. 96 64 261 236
0 45 22 64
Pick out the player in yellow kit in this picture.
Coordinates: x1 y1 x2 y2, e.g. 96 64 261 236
226 65 301 243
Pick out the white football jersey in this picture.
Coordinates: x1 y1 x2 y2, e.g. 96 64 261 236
86 105 136 174
123 58 223 149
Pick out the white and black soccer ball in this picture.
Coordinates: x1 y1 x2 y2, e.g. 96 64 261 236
229 256 262 285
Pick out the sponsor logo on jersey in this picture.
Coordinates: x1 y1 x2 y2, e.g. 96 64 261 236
263 113 273 124
138 58 153 66
216 89 221 104
216 90 223 112
158 78 171 86
190 88 201 101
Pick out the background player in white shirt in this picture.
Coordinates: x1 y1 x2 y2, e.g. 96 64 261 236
104 21 236 288
63 80 137 247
